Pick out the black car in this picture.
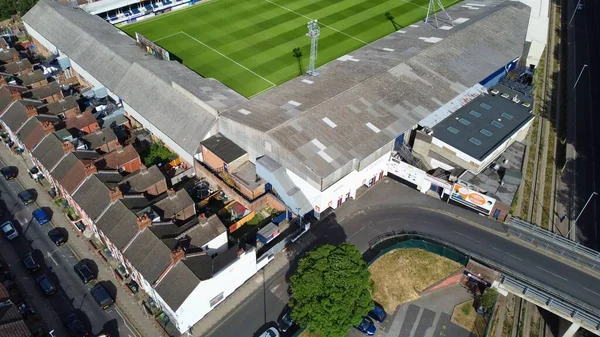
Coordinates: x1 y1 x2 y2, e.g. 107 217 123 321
64 313 90 337
23 252 40 273
35 274 56 296
0 167 17 180
90 283 114 310
277 305 293 332
75 264 95 284
48 228 66 246
17 190 35 205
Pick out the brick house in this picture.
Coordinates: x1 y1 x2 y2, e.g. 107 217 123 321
95 144 142 173
36 95 80 119
65 108 99 134
15 69 48 88
22 81 63 103
200 133 248 173
81 128 120 153
0 59 33 75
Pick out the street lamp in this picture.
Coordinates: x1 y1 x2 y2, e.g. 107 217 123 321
566 191 598 237
569 0 582 26
572 64 588 92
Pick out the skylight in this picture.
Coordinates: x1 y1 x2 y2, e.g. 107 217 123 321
469 110 481 118
447 126 460 134
480 129 493 137
479 103 492 110
501 112 514 120
491 120 504 128
469 137 482 146
458 118 471 126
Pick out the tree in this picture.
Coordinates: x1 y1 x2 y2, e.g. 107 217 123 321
479 288 498 312
290 243 373 337
292 47 303 75
0 0 17 20
385 12 399 31
143 141 178 166
17 0 38 16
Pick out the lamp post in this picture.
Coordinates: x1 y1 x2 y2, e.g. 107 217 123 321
566 192 598 237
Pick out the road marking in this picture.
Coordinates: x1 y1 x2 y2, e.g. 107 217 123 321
265 0 368 45
584 287 600 297
452 230 481 243
492 247 523 261
46 251 58 266
536 266 568 281
180 31 277 87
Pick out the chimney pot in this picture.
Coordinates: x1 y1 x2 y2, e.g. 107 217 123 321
170 247 185 263
42 121 55 133
10 91 20 101
109 187 123 202
84 164 97 176
167 188 176 198
62 141 75 153
137 214 151 230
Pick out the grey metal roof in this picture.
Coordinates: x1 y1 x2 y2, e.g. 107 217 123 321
431 85 533 161
32 133 66 170
219 1 531 182
200 133 246 164
72 174 113 220
123 228 173 284
23 0 246 156
96 200 140 250
154 261 200 311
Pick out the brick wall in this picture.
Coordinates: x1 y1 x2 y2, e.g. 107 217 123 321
201 146 225 172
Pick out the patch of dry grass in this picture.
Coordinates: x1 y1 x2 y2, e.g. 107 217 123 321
452 300 488 337
369 249 461 313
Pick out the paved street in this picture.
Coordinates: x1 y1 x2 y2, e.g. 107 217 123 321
564 0 600 248
206 178 600 337
0 154 139 337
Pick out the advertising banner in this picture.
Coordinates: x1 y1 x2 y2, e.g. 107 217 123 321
450 183 496 215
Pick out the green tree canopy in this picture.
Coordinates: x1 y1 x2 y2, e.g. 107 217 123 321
480 288 498 312
290 243 373 337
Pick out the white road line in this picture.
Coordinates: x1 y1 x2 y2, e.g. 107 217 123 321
536 266 568 281
265 0 368 45
584 287 600 297
115 306 141 337
180 32 277 87
452 230 481 243
492 247 523 261
153 31 184 42
46 251 58 266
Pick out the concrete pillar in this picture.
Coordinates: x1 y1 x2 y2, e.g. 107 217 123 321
561 322 580 337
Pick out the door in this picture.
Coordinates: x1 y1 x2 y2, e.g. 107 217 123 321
337 197 343 208
378 171 384 181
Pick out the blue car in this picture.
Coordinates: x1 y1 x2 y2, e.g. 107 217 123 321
369 303 387 323
355 316 376 335
32 209 50 225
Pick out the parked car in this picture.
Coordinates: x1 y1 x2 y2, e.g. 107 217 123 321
17 190 35 205
258 327 279 337
29 166 44 180
23 252 40 273
16 301 35 318
64 313 90 337
32 208 50 225
368 303 387 323
0 166 17 180
36 274 56 296
277 306 293 332
1 221 18 240
75 263 96 284
48 228 66 246
90 283 114 310
354 317 376 336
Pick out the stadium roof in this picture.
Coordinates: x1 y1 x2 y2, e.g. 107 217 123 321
431 85 533 161
23 0 245 156
219 0 531 187
82 0 143 15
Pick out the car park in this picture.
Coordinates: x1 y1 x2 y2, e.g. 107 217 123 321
258 327 279 337
47 228 66 246
368 303 387 323
0 166 17 180
90 283 114 310
64 313 90 337
354 317 376 335
36 274 56 296
75 263 96 284
1 221 18 240
17 190 35 205
23 252 40 273
32 208 50 225
277 306 293 332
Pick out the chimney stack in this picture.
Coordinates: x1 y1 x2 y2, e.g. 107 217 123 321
62 141 75 153
167 188 176 198
136 214 151 230
10 90 20 101
170 247 185 264
41 121 54 133
0 76 6 86
109 187 123 202
26 105 37 118
84 164 97 177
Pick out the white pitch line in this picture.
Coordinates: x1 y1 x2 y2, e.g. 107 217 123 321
153 31 184 42
265 0 368 45
536 266 568 281
180 32 276 87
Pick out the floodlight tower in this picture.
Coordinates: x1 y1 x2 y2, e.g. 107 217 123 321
425 0 453 28
306 20 320 76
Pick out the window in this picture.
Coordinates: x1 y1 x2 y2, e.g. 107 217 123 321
458 118 471 126
447 126 460 134
480 129 493 137
469 110 481 118
469 137 482 146
501 112 514 120
210 292 224 307
479 103 492 110
491 120 504 128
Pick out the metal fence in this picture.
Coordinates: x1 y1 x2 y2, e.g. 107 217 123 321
368 231 600 332
508 217 600 271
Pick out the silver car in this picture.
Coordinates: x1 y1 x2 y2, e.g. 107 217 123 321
259 327 280 337
1 221 18 240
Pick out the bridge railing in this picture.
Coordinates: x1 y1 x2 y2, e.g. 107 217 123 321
507 217 600 271
369 231 600 332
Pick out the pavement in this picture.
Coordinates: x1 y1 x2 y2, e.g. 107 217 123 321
0 145 165 337
204 177 600 337
561 0 600 248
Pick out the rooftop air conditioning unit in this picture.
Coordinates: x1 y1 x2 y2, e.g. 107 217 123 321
522 102 531 108
490 89 500 95
501 93 510 99
512 95 521 104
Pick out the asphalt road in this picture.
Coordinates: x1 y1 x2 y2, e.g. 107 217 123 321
567 0 600 249
0 157 134 337
207 182 600 337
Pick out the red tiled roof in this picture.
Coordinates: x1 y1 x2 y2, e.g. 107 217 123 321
100 144 140 170
65 109 98 132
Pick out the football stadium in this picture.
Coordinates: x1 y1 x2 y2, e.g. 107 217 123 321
122 0 459 97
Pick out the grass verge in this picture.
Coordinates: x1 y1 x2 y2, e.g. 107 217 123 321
369 248 461 313
451 300 488 337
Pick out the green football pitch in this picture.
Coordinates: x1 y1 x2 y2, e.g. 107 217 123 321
122 0 458 97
